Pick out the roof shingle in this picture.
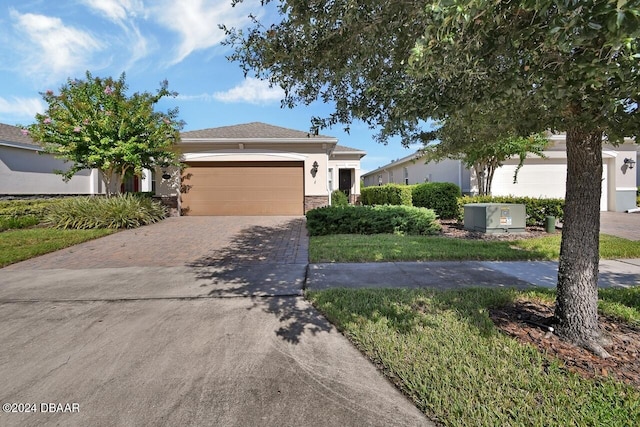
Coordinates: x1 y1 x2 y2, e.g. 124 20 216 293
0 123 39 147
180 122 333 140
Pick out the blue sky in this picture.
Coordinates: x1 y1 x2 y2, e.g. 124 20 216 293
0 0 422 173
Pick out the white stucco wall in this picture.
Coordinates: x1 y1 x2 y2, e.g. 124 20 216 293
363 157 471 193
0 145 98 194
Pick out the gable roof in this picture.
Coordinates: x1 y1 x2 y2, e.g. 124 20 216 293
180 122 334 140
332 144 366 158
361 150 425 177
0 123 41 151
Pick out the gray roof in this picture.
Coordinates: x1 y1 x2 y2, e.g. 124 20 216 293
0 122 40 148
180 122 334 140
334 144 365 153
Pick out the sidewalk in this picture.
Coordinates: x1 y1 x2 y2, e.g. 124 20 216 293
306 259 640 291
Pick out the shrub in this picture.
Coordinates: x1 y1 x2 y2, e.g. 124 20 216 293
0 198 64 217
458 195 565 226
0 198 65 231
306 205 441 236
360 184 412 206
44 194 166 229
412 182 461 219
331 190 349 207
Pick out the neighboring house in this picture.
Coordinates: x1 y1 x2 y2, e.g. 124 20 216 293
362 134 639 212
0 122 154 196
156 122 366 215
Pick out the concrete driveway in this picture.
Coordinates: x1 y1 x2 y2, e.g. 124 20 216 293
0 217 431 427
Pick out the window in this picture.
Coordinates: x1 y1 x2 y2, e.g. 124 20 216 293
151 170 156 194
328 168 333 191
389 170 393 183
403 167 409 185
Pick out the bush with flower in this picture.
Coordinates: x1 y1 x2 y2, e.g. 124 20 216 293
25 71 184 195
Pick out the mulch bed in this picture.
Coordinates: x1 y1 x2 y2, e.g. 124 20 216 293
437 219 640 388
490 300 640 388
438 219 550 240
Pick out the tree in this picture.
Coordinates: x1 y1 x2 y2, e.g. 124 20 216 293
27 71 184 195
225 1 640 354
424 112 549 195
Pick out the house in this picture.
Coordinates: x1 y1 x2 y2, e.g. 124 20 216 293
0 122 154 196
362 134 639 212
156 122 366 215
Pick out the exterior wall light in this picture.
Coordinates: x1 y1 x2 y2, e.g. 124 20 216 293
162 170 171 180
310 161 319 178
624 158 636 169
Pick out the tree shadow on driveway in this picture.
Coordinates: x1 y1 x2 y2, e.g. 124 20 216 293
187 218 331 344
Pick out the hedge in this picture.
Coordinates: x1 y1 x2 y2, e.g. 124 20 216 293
412 182 461 219
306 205 441 236
360 184 412 206
458 195 565 226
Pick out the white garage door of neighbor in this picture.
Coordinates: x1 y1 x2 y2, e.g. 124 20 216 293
181 161 304 215
491 162 608 211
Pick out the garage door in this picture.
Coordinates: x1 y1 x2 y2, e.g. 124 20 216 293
181 161 304 215
492 160 608 211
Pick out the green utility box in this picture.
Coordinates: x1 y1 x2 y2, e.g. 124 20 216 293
463 203 526 234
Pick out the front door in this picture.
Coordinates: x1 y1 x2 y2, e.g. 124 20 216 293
339 169 352 196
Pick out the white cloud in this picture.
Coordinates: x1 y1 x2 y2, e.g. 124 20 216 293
10 9 104 81
150 0 257 64
213 78 284 105
79 0 145 23
0 96 45 121
80 0 149 67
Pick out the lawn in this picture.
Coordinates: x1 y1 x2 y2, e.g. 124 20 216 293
0 228 115 267
309 233 640 262
307 287 640 426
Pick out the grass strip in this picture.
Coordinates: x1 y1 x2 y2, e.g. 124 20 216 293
0 228 114 267
307 287 640 426
309 234 640 262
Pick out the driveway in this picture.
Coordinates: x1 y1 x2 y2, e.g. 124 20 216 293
0 217 431 427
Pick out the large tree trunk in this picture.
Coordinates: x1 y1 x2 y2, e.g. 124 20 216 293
554 128 608 356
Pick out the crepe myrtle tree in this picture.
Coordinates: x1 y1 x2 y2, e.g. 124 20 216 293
224 0 640 355
423 111 549 196
26 71 184 196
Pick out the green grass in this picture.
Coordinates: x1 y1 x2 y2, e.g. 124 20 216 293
307 287 640 426
0 215 40 231
0 228 115 267
309 233 640 262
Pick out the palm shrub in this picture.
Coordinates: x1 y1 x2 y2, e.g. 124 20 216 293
411 182 461 219
331 189 349 207
44 194 166 229
306 205 441 236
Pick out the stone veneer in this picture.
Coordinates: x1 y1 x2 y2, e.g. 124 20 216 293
153 195 179 217
304 195 329 212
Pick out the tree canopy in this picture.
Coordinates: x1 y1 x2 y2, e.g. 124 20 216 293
27 71 184 195
225 0 640 354
424 110 549 195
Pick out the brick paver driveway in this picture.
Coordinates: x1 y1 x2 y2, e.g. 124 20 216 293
0 217 309 299
0 217 431 427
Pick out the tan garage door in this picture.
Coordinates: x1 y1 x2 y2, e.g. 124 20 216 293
181 161 304 215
